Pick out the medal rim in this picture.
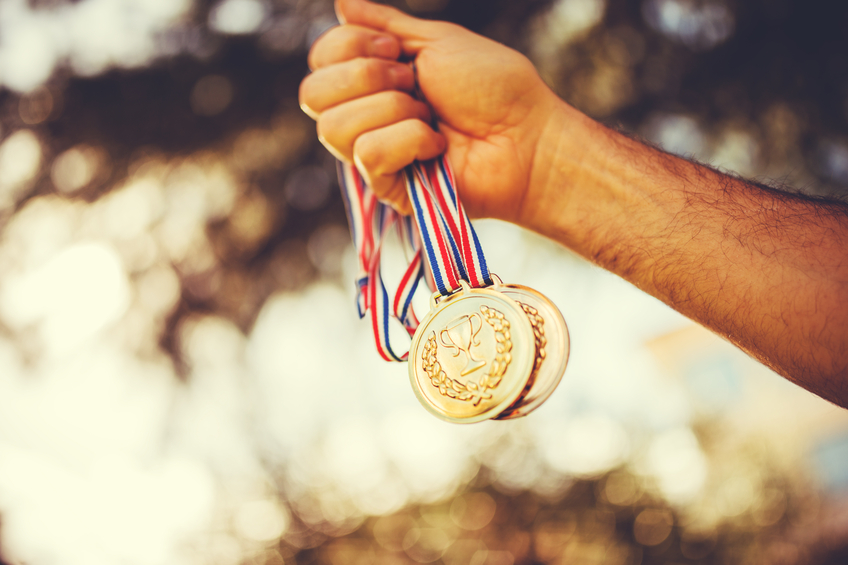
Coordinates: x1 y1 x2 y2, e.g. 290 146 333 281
495 284 570 420
408 285 536 424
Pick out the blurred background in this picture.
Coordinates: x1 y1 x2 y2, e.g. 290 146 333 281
0 0 847 564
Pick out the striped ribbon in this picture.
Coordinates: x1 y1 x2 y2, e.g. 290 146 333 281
337 162 424 361
393 213 423 334
336 153 492 361
406 158 491 294
337 162 375 317
404 164 461 295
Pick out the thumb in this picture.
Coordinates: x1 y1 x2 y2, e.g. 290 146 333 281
335 0 439 51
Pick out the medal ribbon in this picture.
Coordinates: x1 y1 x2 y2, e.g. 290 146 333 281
406 158 492 294
338 155 493 361
338 162 424 361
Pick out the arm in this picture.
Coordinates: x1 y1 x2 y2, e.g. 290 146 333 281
300 0 848 407
532 110 848 404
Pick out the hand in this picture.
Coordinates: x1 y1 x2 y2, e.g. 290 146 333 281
299 0 569 222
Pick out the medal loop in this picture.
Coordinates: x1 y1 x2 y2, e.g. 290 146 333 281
429 278 472 310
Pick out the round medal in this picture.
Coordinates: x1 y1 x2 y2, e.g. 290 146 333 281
495 284 570 419
409 281 537 423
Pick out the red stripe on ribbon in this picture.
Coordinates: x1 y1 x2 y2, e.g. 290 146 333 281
421 175 459 290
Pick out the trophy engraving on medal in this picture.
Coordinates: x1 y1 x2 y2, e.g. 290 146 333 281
439 313 486 376
420 301 518 411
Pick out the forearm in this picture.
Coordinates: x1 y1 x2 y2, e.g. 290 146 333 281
526 101 848 406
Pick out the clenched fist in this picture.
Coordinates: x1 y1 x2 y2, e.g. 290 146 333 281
299 0 571 223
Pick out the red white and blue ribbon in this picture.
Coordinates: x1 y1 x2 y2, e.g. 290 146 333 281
404 164 461 296
338 162 424 361
391 212 424 334
336 153 491 361
408 159 492 293
337 162 375 318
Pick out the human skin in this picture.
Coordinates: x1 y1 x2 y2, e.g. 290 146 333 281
299 0 848 408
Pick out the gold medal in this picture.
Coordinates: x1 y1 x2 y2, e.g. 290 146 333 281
495 283 570 420
408 280 537 423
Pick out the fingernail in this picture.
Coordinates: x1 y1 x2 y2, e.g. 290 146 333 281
353 154 372 184
370 36 396 58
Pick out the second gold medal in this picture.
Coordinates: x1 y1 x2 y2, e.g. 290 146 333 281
409 281 537 424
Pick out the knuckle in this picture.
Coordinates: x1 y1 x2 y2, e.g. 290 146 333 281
385 91 413 113
380 92 426 123
408 118 432 136
309 25 378 70
350 58 372 85
351 58 384 89
380 91 404 115
338 27 366 55
307 24 339 67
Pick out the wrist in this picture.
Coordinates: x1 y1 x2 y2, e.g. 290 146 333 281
519 97 608 246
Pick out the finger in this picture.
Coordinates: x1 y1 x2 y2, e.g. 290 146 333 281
309 24 401 70
370 173 413 216
336 0 442 54
317 91 432 161
299 57 414 117
353 119 446 214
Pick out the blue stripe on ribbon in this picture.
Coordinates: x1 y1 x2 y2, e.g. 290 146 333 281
438 159 457 207
432 156 491 288
399 266 422 325
436 205 468 281
406 169 448 295
379 272 403 362
470 225 492 284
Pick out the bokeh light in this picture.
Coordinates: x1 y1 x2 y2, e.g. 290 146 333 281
209 0 270 35
190 74 235 116
0 0 846 564
0 130 42 210
643 0 734 51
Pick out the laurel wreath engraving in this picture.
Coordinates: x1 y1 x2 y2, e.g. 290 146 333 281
520 302 547 374
422 305 512 406
508 301 547 406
